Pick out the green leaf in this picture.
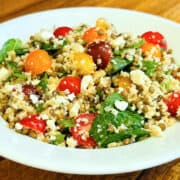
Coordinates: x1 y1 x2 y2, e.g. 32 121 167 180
7 61 26 80
90 111 149 148
100 93 125 113
52 133 65 145
38 73 48 92
36 103 44 113
129 39 145 49
60 119 75 128
0 39 22 63
109 56 132 74
142 60 158 76
97 89 103 100
15 48 29 55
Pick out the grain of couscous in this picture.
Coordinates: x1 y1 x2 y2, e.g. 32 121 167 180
0 18 179 148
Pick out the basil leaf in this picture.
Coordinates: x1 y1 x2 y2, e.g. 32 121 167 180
36 103 44 113
15 48 29 55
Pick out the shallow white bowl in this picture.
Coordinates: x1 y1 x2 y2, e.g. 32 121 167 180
0 7 179 175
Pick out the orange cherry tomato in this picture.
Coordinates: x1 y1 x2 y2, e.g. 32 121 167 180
24 49 52 75
141 42 162 59
82 27 108 44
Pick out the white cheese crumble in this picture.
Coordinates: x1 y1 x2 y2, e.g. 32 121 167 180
35 30 54 41
47 119 56 131
111 36 125 48
66 137 78 148
30 94 39 104
15 122 23 130
70 101 80 117
114 100 128 111
81 75 93 91
104 106 119 116
0 67 10 81
130 69 150 86
67 93 76 101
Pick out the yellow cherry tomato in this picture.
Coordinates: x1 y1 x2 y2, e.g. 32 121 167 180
96 18 109 30
141 42 162 59
25 49 52 75
71 52 95 75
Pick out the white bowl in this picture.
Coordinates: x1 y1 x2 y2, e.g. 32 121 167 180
0 7 179 175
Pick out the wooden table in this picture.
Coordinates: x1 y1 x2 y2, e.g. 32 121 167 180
0 0 180 179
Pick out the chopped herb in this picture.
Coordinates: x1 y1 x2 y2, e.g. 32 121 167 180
38 73 48 92
142 60 158 76
36 103 44 113
0 38 22 63
52 133 65 145
160 75 172 92
60 119 74 128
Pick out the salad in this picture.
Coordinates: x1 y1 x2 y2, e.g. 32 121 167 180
0 18 179 148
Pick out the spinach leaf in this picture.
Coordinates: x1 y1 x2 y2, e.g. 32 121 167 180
129 39 145 49
0 39 22 63
7 61 26 80
100 93 125 113
15 48 29 55
109 56 132 74
142 60 158 76
38 73 48 92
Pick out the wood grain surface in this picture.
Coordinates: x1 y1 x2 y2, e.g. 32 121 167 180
0 0 180 179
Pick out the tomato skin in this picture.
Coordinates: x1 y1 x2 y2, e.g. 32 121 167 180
24 49 52 75
164 91 180 116
87 41 112 69
57 76 81 95
70 113 96 148
53 26 72 37
141 31 167 50
22 84 36 97
19 115 46 133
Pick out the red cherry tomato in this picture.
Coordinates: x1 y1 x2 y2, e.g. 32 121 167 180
87 41 112 69
141 31 167 50
164 91 180 116
19 115 46 133
57 76 81 95
70 113 96 148
22 84 36 97
53 26 72 38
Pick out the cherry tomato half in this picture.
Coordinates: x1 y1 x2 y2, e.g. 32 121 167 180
57 76 81 95
53 26 72 38
164 91 180 116
70 113 96 148
19 115 46 133
22 84 37 97
87 41 112 69
141 31 167 50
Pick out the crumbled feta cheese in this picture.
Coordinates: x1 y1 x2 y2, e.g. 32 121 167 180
66 137 78 148
35 30 54 41
104 106 119 116
130 69 150 86
111 36 125 48
71 43 84 52
56 96 69 105
114 100 128 111
47 119 56 131
39 114 49 120
30 94 39 104
15 122 23 130
0 67 10 81
67 93 76 101
70 101 80 117
81 75 93 91
31 79 40 86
